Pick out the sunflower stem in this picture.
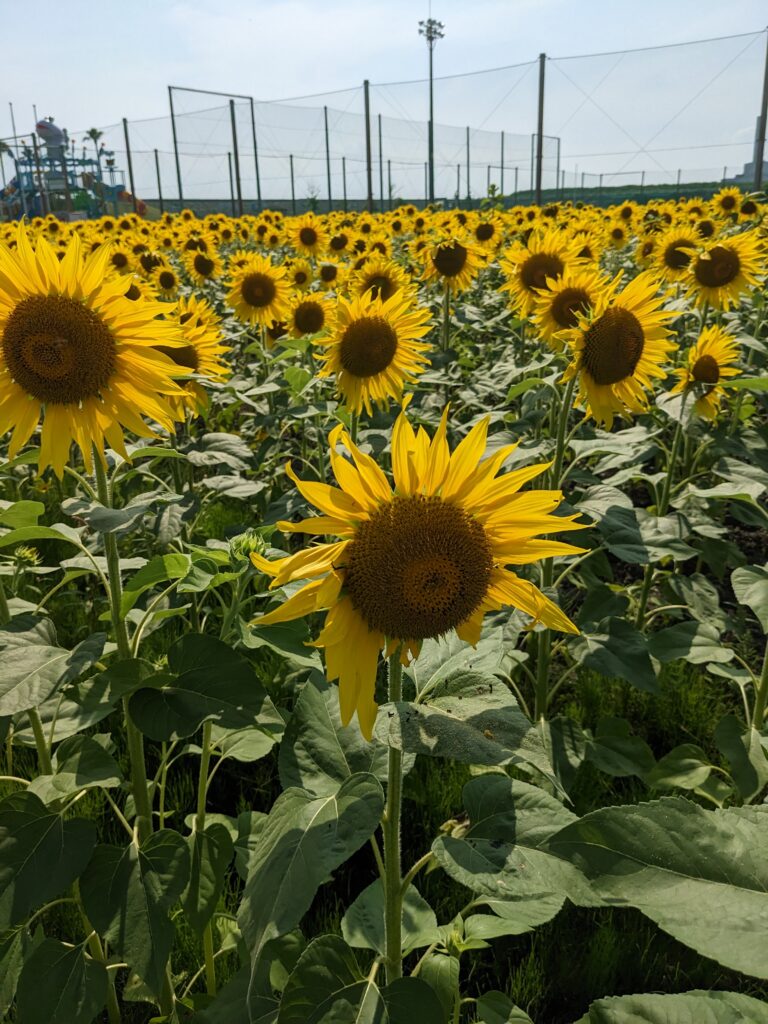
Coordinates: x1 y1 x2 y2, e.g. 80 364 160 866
195 720 217 997
350 411 359 446
27 707 53 776
93 450 153 845
441 284 451 351
383 648 404 985
751 636 768 729
635 395 687 629
0 578 10 625
534 375 577 721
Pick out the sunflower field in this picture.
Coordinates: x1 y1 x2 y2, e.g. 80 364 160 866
0 189 767 1024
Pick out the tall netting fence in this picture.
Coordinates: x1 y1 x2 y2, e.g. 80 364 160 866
1 29 766 216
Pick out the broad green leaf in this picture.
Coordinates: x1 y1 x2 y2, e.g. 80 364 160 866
0 524 81 550
665 573 725 629
238 774 384 983
432 775 595 904
279 675 391 797
181 823 234 936
0 632 105 716
463 892 565 942
128 633 283 741
477 990 535 1023
724 375 768 391
120 553 192 614
418 953 460 1019
643 744 712 790
242 618 321 670
585 717 656 778
648 621 733 665
80 830 190 997
547 798 768 977
406 629 516 692
0 791 96 930
731 564 768 632
569 618 657 692
28 734 123 803
572 989 768 1023
16 939 107 1024
0 500 45 528
62 490 183 534
341 879 439 955
714 714 768 801
0 927 42 1017
375 669 555 782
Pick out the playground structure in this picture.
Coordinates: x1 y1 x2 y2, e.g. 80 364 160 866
0 117 150 220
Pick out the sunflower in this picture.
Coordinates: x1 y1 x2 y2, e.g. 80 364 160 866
317 261 346 292
108 244 133 275
349 255 414 302
471 213 504 252
227 254 292 328
314 291 431 415
0 227 185 476
531 267 610 351
250 405 584 736
562 271 675 429
286 258 314 291
158 298 230 415
290 213 328 257
670 325 740 420
711 186 743 218
153 265 181 299
685 231 764 310
421 235 485 293
183 248 223 286
653 224 700 282
500 228 578 317
289 293 332 338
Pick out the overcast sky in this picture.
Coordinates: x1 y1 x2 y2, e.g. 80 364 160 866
3 0 767 198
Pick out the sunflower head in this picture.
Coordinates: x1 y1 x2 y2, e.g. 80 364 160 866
421 235 485 292
670 324 741 420
227 254 291 327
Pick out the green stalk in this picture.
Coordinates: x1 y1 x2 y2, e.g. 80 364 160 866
383 649 404 984
77 886 121 1024
27 707 53 776
534 375 577 721
441 284 451 351
635 397 687 629
195 720 217 997
0 577 10 624
93 452 153 844
751 636 768 729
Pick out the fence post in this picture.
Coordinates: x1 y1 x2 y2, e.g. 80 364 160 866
154 148 164 214
500 130 505 195
580 171 585 190
289 154 296 214
466 125 470 202
378 113 384 209
535 52 546 204
514 166 518 195
227 152 236 216
168 86 184 204
754 28 768 190
456 163 460 201
324 105 332 212
676 168 681 187
387 159 392 209
486 164 490 193
640 170 645 189
424 162 428 203
229 100 243 216
122 118 138 214
363 80 373 212
248 98 263 212
342 156 347 211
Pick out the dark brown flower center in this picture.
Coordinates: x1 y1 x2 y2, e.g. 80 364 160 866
694 245 740 288
432 241 468 278
156 343 199 371
299 226 318 247
475 222 495 241
241 272 277 308
720 194 737 211
343 495 493 640
193 254 215 277
362 274 395 301
3 295 116 404
111 251 129 269
581 307 644 386
692 353 720 384
549 287 591 328
663 241 694 270
158 270 176 290
320 264 338 283
293 300 325 335
330 233 348 251
339 316 397 377
520 252 565 291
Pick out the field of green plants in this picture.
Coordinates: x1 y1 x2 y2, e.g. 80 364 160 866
0 192 767 1024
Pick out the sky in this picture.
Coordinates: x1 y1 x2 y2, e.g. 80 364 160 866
2 0 767 198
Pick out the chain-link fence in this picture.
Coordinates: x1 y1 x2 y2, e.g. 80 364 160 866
1 28 766 218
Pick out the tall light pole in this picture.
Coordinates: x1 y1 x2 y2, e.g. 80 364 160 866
419 16 444 204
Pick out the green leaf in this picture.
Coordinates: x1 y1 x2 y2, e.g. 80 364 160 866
181 823 234 936
0 927 42 1017
714 714 768 801
375 669 555 782
0 500 45 528
418 953 460 1019
238 774 384 982
0 791 96 930
79 831 190 997
407 630 516 692
62 490 183 535
121 553 191 614
279 675 391 797
643 744 712 790
128 634 283 742
463 893 564 942
16 939 107 1024
569 618 657 692
476 990 535 1023
723 375 768 391
28 734 123 804
648 620 733 665
0 632 105 716
547 798 768 978
571 989 768 1023
432 775 595 904
243 619 321 670
585 717 656 778
731 564 768 632
0 524 81 550
341 879 439 955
